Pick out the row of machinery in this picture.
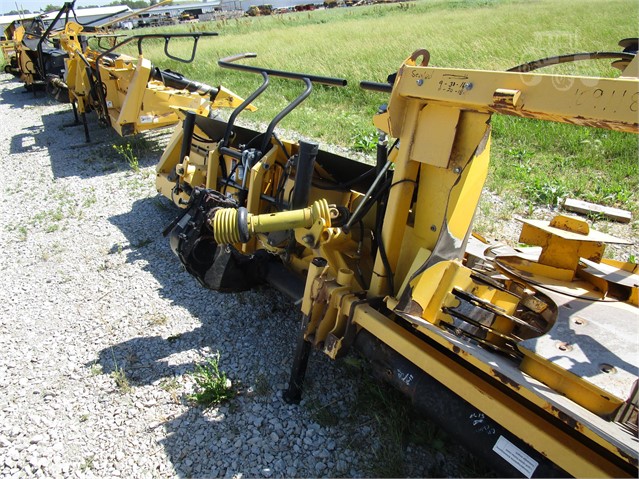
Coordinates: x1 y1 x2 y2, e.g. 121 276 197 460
3 6 638 476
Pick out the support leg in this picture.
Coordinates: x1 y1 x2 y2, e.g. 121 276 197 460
283 314 312 404
81 112 90 143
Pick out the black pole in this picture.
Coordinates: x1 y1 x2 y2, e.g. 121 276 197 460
179 111 196 165
291 140 318 209
283 256 328 404
283 313 313 405
81 112 90 143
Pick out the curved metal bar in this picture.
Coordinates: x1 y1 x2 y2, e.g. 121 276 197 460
507 51 635 72
95 34 128 52
221 71 269 148
218 52 347 87
260 77 312 154
36 1 75 80
134 32 218 63
92 32 218 124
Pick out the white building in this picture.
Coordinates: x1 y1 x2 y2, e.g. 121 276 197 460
0 5 132 35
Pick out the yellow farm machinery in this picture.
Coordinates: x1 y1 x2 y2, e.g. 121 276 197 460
2 3 638 474
156 46 639 477
6 1 247 142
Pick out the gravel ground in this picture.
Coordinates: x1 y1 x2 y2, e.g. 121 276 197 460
0 73 482 478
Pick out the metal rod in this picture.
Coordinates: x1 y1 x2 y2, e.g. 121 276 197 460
219 53 347 87
359 80 392 93
179 111 196 165
291 140 319 210
344 160 392 231
259 77 312 154
221 71 269 148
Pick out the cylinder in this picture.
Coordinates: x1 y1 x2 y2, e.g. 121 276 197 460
179 111 196 166
291 140 319 210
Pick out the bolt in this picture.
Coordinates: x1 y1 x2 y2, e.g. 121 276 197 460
416 79 424 86
600 363 616 374
302 234 314 245
453 166 462 174
465 82 473 91
430 225 437 232
557 342 573 352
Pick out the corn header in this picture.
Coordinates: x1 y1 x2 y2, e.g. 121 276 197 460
157 44 639 477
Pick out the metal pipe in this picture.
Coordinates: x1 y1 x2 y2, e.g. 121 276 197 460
291 140 319 209
259 77 312 154
179 111 196 167
221 71 269 148
344 160 392 231
283 256 329 404
219 52 347 87
359 80 392 93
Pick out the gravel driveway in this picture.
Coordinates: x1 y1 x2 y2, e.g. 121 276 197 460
0 73 476 478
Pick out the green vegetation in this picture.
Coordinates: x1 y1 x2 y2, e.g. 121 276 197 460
111 365 132 393
351 371 473 477
188 354 235 407
112 143 140 172
125 0 637 213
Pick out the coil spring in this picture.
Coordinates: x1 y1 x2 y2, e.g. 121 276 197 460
212 208 242 244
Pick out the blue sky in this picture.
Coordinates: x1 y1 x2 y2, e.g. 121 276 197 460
2 0 117 14
3 0 314 15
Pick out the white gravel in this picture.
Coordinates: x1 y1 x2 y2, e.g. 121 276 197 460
0 73 473 478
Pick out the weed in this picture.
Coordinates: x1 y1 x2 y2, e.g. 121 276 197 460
79 414 89 423
160 377 181 403
82 189 97 208
523 178 567 206
80 456 95 472
345 361 470 478
147 312 169 326
629 254 637 264
112 143 139 172
160 377 180 392
133 238 153 248
188 354 234 407
110 350 131 393
17 225 28 241
111 366 131 394
254 373 271 396
308 399 340 427
89 362 103 376
351 130 378 153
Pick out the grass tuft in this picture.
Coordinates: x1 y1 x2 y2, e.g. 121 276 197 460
188 354 234 407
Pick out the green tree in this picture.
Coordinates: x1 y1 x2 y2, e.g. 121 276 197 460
43 4 62 12
6 9 32 14
108 0 149 8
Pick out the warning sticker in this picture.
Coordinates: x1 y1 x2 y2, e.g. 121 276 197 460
492 436 538 478
139 115 154 124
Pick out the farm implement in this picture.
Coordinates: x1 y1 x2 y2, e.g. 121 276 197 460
7 1 248 141
157 45 639 477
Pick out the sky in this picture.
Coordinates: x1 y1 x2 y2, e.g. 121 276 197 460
2 0 115 14
2 0 309 15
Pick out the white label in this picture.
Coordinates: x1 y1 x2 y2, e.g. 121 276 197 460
139 115 153 124
492 436 538 478
106 101 113 108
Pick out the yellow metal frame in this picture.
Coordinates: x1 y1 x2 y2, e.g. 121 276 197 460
157 48 639 476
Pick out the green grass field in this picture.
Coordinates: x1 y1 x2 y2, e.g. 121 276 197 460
129 0 639 213
70 0 634 215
